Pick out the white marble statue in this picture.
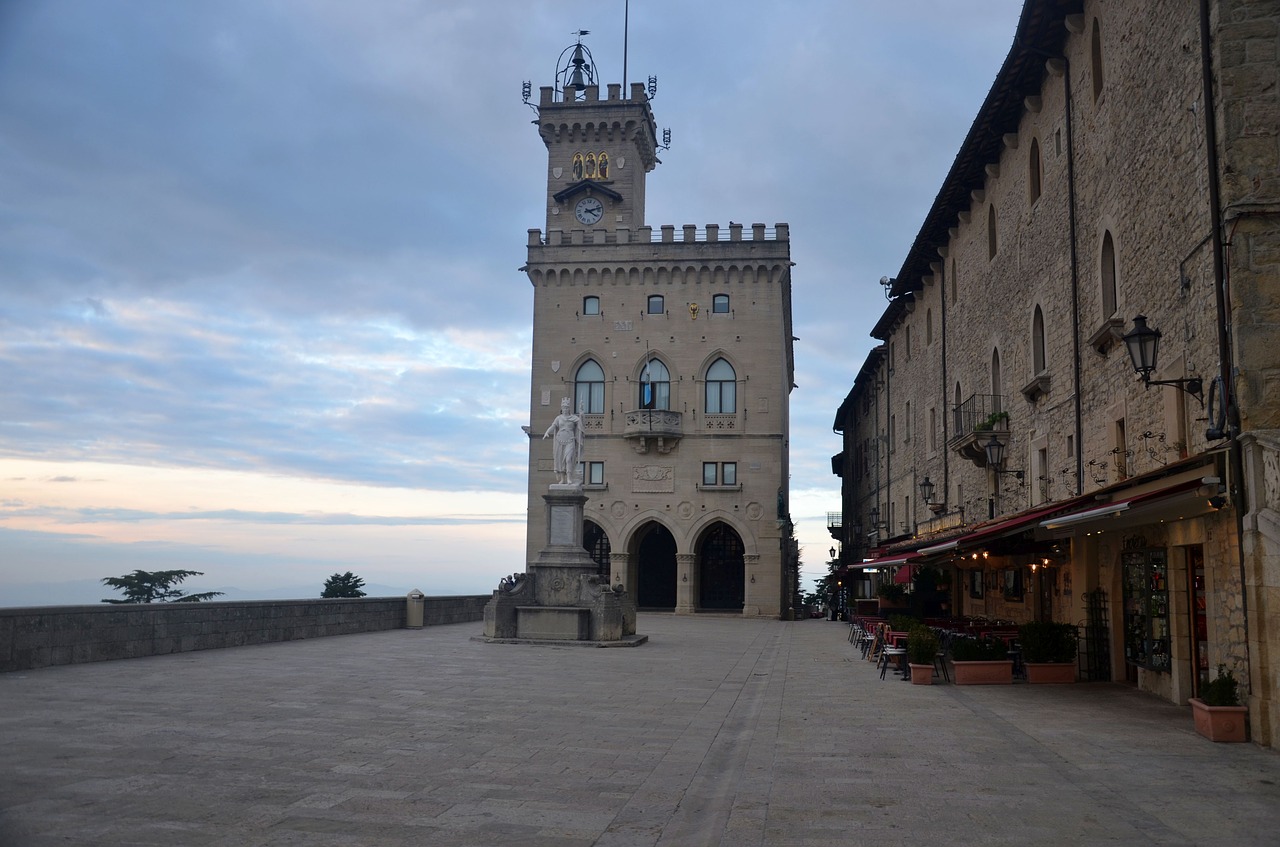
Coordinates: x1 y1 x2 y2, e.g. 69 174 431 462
543 397 585 485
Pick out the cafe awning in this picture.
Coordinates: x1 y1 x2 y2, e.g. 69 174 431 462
1039 477 1217 533
915 498 1088 557
855 552 921 571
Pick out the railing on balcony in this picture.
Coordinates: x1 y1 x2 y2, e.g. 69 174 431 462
950 393 1008 466
623 409 683 454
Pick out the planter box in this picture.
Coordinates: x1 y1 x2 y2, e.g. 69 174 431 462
1025 662 1077 684
952 660 1013 685
908 662 934 685
1189 698 1248 742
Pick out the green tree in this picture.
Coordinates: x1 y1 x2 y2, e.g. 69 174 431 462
321 571 366 598
101 569 224 604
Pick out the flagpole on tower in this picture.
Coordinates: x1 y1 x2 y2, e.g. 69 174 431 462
623 0 630 91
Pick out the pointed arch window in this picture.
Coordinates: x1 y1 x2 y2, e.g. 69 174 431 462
1090 18 1105 101
1101 230 1118 318
1032 305 1047 374
705 358 737 414
991 348 1003 398
574 359 605 414
1029 138 1042 204
987 205 998 259
639 358 670 410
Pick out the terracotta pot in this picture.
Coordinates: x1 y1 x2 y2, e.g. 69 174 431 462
1024 662 1077 684
1189 697 1248 742
952 660 1013 685
908 663 934 685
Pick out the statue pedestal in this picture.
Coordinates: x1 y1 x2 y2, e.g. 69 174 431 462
480 485 644 647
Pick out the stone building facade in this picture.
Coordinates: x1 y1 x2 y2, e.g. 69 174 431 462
523 77 795 618
833 0 1279 745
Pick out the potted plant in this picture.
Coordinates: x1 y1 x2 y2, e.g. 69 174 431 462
1189 664 1248 742
949 635 1013 685
906 626 940 685
1019 621 1079 684
876 582 907 610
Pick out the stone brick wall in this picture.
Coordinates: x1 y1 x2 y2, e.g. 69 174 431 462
0 595 490 673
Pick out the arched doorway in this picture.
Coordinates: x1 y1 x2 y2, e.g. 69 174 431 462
698 522 745 611
635 522 677 609
583 520 611 580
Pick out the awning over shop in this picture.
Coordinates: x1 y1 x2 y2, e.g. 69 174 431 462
1039 477 1218 533
916 499 1088 557
855 552 921 571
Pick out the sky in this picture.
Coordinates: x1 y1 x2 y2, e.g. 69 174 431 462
0 0 1026 606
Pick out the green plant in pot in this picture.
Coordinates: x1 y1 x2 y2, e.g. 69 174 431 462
876 582 907 604
1018 621 1079 663
907 626 940 665
949 636 1008 661
1199 664 1240 707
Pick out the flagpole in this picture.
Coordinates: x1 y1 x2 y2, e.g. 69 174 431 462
623 0 629 91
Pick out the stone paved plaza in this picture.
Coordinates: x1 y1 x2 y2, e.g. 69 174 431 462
2 614 1279 846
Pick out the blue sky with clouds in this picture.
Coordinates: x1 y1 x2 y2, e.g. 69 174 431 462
0 0 1025 605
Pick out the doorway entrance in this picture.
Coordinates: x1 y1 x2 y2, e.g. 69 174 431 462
635 522 677 609
698 522 745 611
583 520 611 581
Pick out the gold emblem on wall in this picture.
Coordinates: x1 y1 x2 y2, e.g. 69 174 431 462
689 303 699 320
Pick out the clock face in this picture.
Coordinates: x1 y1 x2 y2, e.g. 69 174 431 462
575 197 604 225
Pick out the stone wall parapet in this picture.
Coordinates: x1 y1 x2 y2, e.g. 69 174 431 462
0 595 489 672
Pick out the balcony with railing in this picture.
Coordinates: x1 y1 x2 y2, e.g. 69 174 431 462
624 409 683 454
949 393 1009 466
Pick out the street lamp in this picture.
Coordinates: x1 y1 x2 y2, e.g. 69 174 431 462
983 435 1025 481
1121 315 1203 405
919 476 944 513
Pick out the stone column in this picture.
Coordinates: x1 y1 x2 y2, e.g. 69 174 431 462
675 553 697 614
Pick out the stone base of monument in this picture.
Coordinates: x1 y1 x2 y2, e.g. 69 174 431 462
477 485 646 647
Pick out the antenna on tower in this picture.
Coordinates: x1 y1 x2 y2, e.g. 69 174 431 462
555 31 596 101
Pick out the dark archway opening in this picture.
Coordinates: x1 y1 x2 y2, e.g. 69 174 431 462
699 522 745 611
636 522 677 609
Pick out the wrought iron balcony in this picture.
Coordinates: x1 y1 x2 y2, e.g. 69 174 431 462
949 393 1009 466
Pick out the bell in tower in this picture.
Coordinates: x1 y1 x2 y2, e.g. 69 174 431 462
555 31 596 100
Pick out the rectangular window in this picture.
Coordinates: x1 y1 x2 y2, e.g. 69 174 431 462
929 407 937 452
712 294 730 313
702 462 737 486
647 295 665 314
583 296 600 316
581 461 604 485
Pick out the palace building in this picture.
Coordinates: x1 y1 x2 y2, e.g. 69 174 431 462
520 43 796 617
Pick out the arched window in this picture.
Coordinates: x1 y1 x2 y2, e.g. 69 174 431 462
991 348 1002 398
705 358 736 414
1091 18 1104 101
987 205 998 259
583 295 600 316
647 295 665 315
926 308 933 345
1101 230 1118 318
574 359 605 414
712 294 730 313
1032 305 1047 374
953 382 963 434
950 259 958 304
1029 138 1042 204
638 358 670 410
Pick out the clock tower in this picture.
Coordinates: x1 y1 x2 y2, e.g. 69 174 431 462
520 40 796 620
534 41 658 233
